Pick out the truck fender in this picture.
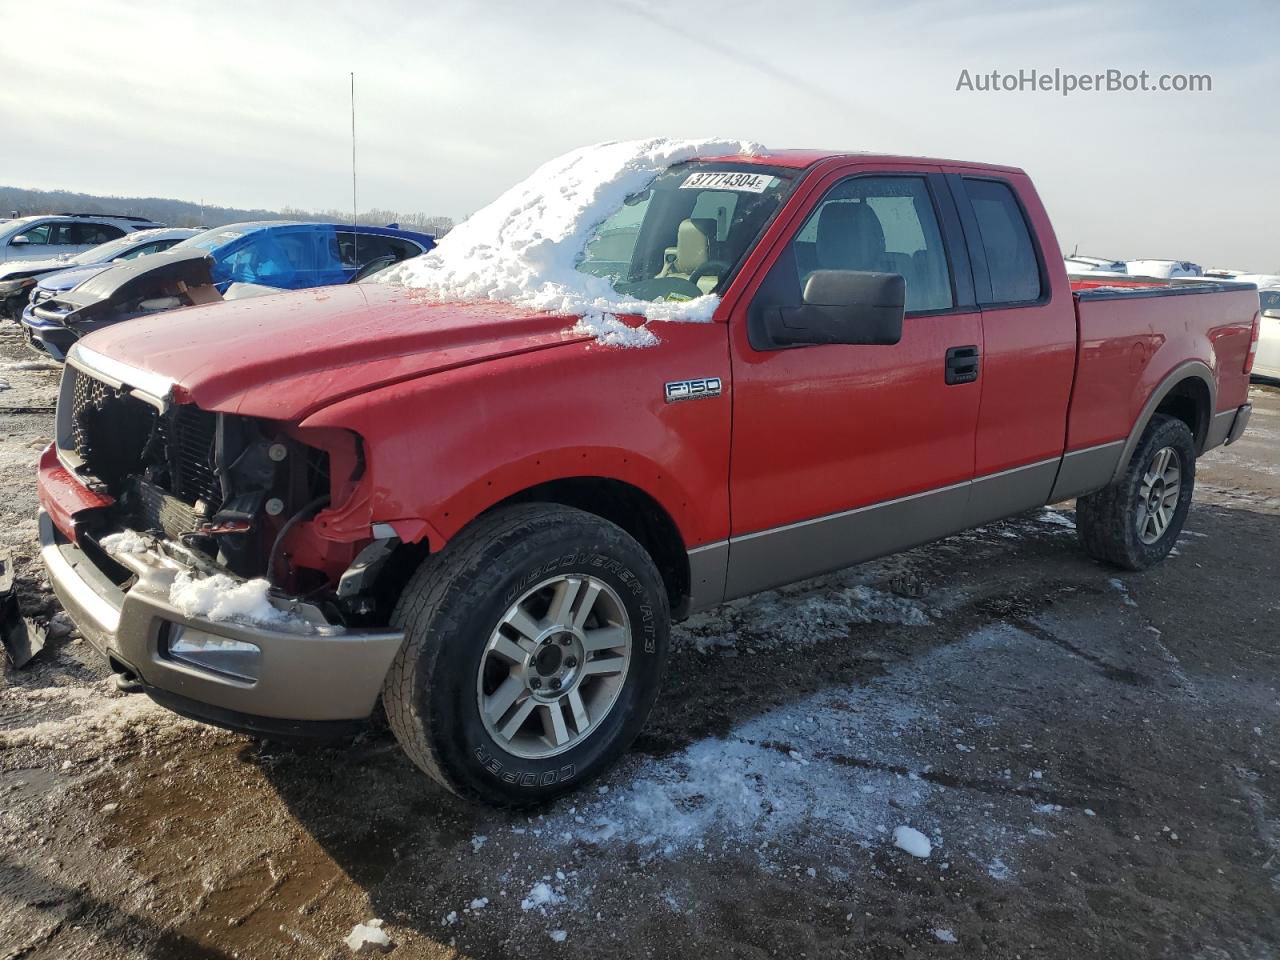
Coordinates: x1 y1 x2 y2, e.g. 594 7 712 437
1110 360 1215 483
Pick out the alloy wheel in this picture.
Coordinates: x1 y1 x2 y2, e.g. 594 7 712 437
1136 445 1181 545
476 574 631 759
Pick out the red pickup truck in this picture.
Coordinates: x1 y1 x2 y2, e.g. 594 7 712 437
37 148 1259 806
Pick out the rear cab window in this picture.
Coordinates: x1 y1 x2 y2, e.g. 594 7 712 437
962 178 1043 304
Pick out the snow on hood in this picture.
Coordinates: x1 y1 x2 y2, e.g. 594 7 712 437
377 137 764 346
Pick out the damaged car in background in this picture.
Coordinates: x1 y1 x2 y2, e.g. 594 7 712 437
21 220 435 359
0 227 199 321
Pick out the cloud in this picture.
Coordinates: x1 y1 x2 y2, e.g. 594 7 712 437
1 0 1277 270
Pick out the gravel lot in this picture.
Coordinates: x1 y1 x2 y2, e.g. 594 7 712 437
1 326 1277 960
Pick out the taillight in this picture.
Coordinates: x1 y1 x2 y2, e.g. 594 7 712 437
1245 310 1260 375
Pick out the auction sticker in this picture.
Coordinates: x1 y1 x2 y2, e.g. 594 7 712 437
680 171 775 193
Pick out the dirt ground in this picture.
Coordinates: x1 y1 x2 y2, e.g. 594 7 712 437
1 326 1277 960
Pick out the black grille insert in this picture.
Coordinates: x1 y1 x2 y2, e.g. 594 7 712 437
68 369 225 519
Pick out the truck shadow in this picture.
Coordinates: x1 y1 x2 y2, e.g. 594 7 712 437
236 500 1277 952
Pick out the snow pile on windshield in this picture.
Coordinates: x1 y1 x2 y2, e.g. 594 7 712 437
378 137 763 346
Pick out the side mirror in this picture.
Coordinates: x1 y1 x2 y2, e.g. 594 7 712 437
762 270 905 348
1263 308 1280 320
9 235 29 246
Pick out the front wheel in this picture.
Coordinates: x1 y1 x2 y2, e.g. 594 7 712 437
1076 413 1196 570
382 503 670 806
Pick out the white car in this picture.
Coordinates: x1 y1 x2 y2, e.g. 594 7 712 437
1065 255 1127 274
1249 284 1280 382
1125 259 1203 279
0 213 162 265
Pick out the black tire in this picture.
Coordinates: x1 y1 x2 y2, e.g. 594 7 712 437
382 503 670 807
1076 413 1196 570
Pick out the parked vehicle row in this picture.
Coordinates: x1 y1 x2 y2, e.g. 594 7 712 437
12 220 435 359
0 212 162 265
0 228 200 321
34 144 1259 806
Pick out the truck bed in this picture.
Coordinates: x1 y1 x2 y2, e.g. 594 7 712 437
1060 276 1258 494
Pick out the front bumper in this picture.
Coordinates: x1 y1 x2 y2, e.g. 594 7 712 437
19 309 74 361
39 510 405 731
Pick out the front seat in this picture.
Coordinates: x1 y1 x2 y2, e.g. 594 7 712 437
657 218 719 293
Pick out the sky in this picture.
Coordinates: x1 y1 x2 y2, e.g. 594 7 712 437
1 0 1276 271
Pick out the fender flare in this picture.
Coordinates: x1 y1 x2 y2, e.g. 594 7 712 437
1110 360 1215 483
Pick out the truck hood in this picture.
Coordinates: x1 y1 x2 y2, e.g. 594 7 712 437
73 283 591 420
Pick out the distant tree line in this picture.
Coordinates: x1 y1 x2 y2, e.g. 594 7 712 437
0 185 453 237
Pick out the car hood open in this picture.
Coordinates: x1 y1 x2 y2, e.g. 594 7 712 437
72 283 592 421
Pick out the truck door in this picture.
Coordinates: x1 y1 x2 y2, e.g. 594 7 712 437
725 166 983 599
943 172 1077 524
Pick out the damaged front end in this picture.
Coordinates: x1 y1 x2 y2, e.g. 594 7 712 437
27 250 222 358
36 344 404 733
59 348 354 591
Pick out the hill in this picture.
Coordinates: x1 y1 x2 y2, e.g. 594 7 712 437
0 184 453 236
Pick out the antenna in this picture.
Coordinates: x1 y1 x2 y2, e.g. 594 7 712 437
350 71 358 262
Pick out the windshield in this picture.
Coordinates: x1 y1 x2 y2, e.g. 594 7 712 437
173 223 261 253
574 163 794 303
69 233 150 264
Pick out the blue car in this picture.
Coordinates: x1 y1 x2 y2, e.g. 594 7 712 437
22 220 434 360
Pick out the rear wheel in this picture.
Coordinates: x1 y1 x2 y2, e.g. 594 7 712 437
1076 414 1196 570
382 503 670 806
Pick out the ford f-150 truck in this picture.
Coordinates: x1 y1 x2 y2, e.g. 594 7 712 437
36 148 1259 806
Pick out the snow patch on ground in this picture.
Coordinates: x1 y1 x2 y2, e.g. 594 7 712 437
677 583 932 653
1108 578 1138 607
343 918 391 952
520 881 566 912
0 682 191 751
1036 508 1076 529
0 359 60 372
530 666 936 855
377 138 762 345
893 825 933 858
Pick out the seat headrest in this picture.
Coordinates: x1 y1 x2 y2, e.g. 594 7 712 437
816 202 885 270
674 218 717 275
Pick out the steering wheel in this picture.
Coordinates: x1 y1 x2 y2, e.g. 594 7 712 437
689 261 730 288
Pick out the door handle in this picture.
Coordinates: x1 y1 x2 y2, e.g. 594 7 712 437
945 345 980 385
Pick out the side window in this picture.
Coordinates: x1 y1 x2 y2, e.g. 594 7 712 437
72 223 125 245
15 223 51 245
791 177 953 313
334 232 422 268
118 239 176 260
963 179 1042 303
49 223 79 245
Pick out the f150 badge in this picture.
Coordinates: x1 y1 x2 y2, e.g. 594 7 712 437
665 377 722 403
